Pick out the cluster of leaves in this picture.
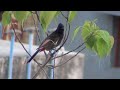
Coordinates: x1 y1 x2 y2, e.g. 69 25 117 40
1 11 114 58
2 11 32 26
81 20 114 57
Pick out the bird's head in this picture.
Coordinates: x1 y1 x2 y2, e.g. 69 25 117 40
56 23 64 33
57 23 64 30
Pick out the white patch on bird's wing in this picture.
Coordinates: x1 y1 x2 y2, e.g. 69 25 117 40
41 39 59 47
49 39 59 46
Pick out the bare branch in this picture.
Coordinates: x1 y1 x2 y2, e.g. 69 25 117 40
52 31 95 60
51 46 86 68
60 11 68 20
11 23 50 78
34 11 48 59
31 13 41 43
32 53 53 79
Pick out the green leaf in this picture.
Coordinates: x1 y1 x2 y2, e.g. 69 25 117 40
54 11 60 18
85 35 97 49
108 36 114 54
81 20 99 40
1 11 11 26
40 11 57 32
95 38 109 57
72 26 81 41
68 11 77 23
87 30 112 58
24 11 32 21
96 30 110 48
14 11 30 23
81 20 114 58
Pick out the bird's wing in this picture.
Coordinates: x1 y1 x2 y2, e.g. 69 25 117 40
41 39 58 47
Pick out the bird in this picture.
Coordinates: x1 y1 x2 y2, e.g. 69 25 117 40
27 23 64 63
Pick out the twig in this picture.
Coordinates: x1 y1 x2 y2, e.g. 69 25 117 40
34 11 48 59
47 32 95 69
36 11 71 70
60 11 68 20
52 32 95 60
11 24 39 64
51 46 86 68
52 11 70 55
11 23 49 78
31 13 41 43
32 53 53 79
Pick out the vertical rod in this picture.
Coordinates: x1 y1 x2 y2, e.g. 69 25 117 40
8 31 15 79
48 50 55 79
26 32 33 79
0 23 2 39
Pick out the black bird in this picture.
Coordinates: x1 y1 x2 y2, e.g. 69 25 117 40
27 23 64 63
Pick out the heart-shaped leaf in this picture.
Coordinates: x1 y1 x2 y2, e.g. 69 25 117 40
39 11 57 32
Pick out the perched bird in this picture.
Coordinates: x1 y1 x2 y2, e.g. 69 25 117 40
27 23 64 63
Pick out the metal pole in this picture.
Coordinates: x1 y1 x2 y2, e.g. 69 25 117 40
0 23 2 39
26 31 34 79
8 31 15 79
48 50 55 79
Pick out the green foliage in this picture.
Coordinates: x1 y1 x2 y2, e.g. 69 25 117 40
14 11 31 23
81 20 114 58
2 11 11 26
71 26 81 41
39 11 57 32
81 20 100 40
68 11 77 23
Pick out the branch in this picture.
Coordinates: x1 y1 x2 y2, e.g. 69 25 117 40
52 31 95 60
32 53 53 79
50 46 86 68
46 32 95 69
52 11 70 55
11 23 50 78
34 11 48 59
60 11 68 20
31 13 41 43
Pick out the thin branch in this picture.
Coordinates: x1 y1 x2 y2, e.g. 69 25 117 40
60 11 68 20
52 42 85 60
11 24 39 64
11 23 50 78
52 32 95 60
51 46 86 68
31 13 41 43
37 63 50 79
34 11 48 59
32 53 53 79
52 11 70 55
35 11 71 70
46 32 95 69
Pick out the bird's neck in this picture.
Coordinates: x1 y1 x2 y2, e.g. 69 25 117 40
56 29 64 34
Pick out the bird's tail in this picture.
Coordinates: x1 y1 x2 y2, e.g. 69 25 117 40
27 49 40 63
